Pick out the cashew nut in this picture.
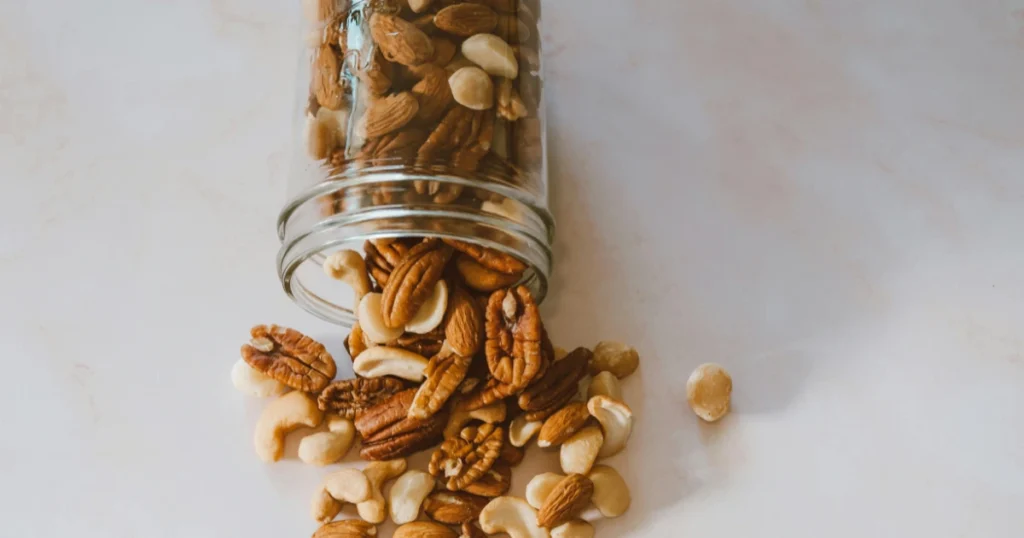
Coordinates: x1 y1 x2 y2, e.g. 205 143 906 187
394 521 457 538
405 279 449 334
389 470 435 525
559 426 603 475
478 496 549 538
358 459 408 524
525 472 564 509
508 415 542 448
686 362 732 422
353 346 429 382
299 415 356 466
254 391 323 462
586 396 633 459
587 465 630 518
550 520 595 538
585 371 622 401
445 400 507 439
324 250 372 304
311 488 343 524
230 358 288 398
312 468 373 523
358 293 405 344
589 341 639 379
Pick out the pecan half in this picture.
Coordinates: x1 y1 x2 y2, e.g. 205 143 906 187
345 323 369 361
393 326 445 357
459 522 487 538
364 238 413 287
313 519 377 538
537 474 594 528
380 239 453 328
410 349 472 419
318 377 407 418
416 106 475 167
451 111 495 173
429 423 504 491
522 389 574 422
484 286 544 388
433 3 498 37
241 325 337 392
518 347 590 412
423 491 490 524
356 389 448 460
444 284 484 357
457 377 519 411
462 461 511 497
444 239 527 275
454 254 521 292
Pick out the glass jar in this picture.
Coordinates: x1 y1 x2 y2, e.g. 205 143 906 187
278 0 552 326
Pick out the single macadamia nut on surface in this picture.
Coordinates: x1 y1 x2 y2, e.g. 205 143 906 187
299 415 356 466
686 363 732 422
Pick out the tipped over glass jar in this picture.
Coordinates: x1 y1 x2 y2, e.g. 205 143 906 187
278 0 552 326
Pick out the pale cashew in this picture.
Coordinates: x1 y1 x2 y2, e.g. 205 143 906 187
478 496 549 538
312 468 372 523
559 426 603 475
254 391 323 462
586 371 622 401
352 346 429 382
299 415 356 466
586 396 633 459
525 472 564 509
508 415 542 448
230 358 287 398
589 341 639 379
445 400 507 439
686 362 732 422
311 488 343 524
358 459 408 524
550 520 595 538
358 293 405 344
389 470 435 525
324 250 372 304
587 465 630 518
405 280 448 334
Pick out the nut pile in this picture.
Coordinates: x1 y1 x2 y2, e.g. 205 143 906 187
232 237 643 537
303 0 543 214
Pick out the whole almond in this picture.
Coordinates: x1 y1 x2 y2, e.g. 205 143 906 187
434 4 498 37
312 519 377 538
449 67 494 111
409 0 434 14
362 92 419 138
461 34 518 78
537 474 594 528
394 521 457 538
313 44 345 110
412 67 454 123
444 285 484 357
370 14 435 66
431 37 458 67
423 491 490 524
537 402 590 448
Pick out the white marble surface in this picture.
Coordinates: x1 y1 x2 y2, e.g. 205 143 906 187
2 0 1024 536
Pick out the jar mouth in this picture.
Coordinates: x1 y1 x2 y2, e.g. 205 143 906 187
277 170 554 326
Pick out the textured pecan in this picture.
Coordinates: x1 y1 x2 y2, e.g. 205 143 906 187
444 239 527 275
364 238 413 287
484 286 544 388
318 377 407 418
358 128 427 163
345 323 369 361
410 349 472 419
312 519 377 538
416 106 475 167
433 4 498 37
457 377 518 411
451 111 495 173
461 461 511 497
241 325 337 392
380 239 453 328
429 424 504 491
454 254 521 292
357 389 449 460
393 326 445 357
370 13 434 66
423 491 490 524
537 474 594 528
519 347 590 412
444 285 484 357
313 44 345 110
355 389 417 439
499 442 524 466
522 389 574 422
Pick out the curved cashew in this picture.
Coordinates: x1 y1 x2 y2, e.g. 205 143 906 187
445 400 507 439
479 496 549 538
254 391 323 462
585 371 622 401
311 488 343 524
358 459 408 524
550 520 595 538
231 358 288 398
312 468 372 523
353 346 429 382
389 470 435 525
324 250 372 303
358 293 405 344
525 472 564 510
586 396 633 459
589 341 639 379
299 415 356 466
405 280 448 334
559 426 603 475
508 415 542 448
587 465 630 518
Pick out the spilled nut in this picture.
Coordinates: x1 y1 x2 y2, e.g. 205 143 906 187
299 415 356 466
389 470 435 525
587 465 630 518
230 359 288 398
525 472 564 510
405 280 448 334
509 415 542 448
324 250 372 303
254 391 323 462
358 293 405 344
445 400 507 439
686 363 732 422
358 459 408 524
479 496 549 538
312 468 372 523
559 425 602 475
550 520 594 538
586 396 633 459
589 341 639 379
352 346 429 382
586 371 622 401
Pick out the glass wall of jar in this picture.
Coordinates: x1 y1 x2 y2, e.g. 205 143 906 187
279 0 552 326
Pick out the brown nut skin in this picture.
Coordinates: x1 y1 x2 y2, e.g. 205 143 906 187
442 239 527 275
485 286 545 388
459 522 487 538
454 254 521 292
461 461 512 497
311 519 377 538
357 389 449 460
518 347 590 411
423 491 491 524
380 239 453 328
537 474 594 528
429 424 504 491
444 284 484 357
318 377 408 418
242 324 337 392
537 402 591 448
393 521 457 538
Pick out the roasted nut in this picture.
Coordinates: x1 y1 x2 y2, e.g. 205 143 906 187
586 371 622 401
686 363 732 422
358 49 394 96
411 349 472 419
381 239 453 328
509 415 542 447
458 377 519 411
394 521 457 538
393 328 446 357
443 239 527 275
461 34 517 78
462 461 511 498
537 474 593 528
431 37 458 67
430 424 504 491
537 402 590 449
357 389 448 460
358 459 408 524
445 400 507 439
254 391 323 463
454 254 521 292
358 293 410 343
485 286 544 388
525 472 563 510
313 44 345 110
499 442 524 466
312 488 344 524
353 346 430 382
479 496 548 538
319 377 408 418
519 347 590 412
589 341 639 379
241 324 337 392
444 285 484 357
587 396 633 458
406 280 449 334
347 323 369 360
364 239 411 287
559 425 603 475
322 468 374 505
408 0 433 13
230 359 288 398
299 415 356 466
361 92 420 138
412 66 455 123
550 520 594 538
424 491 490 524
434 3 498 37
389 470 435 525
324 250 372 302
497 77 527 121
587 465 630 518
449 66 494 111
312 519 378 538
370 14 434 66
459 522 487 538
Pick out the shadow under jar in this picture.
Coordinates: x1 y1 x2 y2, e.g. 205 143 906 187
279 0 552 326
